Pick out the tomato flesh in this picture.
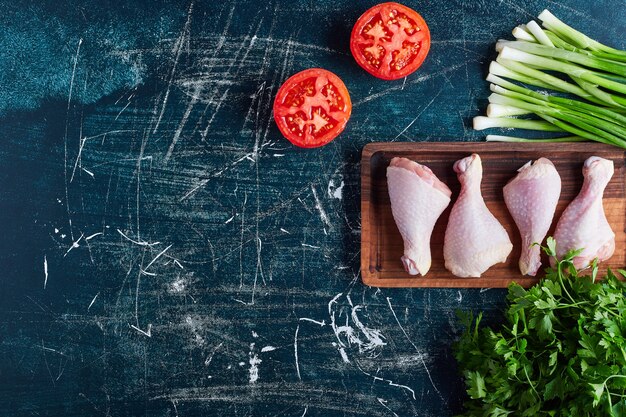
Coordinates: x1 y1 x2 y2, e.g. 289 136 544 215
273 69 352 148
351 2 430 80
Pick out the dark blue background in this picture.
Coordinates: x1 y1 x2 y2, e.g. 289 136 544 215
1 1 624 416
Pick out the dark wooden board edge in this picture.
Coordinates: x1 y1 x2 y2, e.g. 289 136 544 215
360 142 626 289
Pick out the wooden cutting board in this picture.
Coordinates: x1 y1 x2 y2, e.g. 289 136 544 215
361 142 626 288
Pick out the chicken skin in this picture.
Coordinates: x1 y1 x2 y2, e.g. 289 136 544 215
504 158 561 276
553 156 615 269
444 154 512 277
387 157 452 276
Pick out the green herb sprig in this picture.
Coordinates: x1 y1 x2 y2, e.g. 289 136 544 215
455 237 626 416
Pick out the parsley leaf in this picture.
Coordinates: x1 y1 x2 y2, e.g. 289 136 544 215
454 239 626 416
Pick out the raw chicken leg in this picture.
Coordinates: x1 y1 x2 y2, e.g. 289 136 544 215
553 156 615 269
387 157 452 276
504 158 561 276
444 154 512 277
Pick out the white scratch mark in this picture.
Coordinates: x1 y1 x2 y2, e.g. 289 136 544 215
88 292 99 311
43 256 48 289
153 2 194 134
114 100 132 121
355 362 416 400
294 324 301 380
301 406 308 417
224 215 235 224
349 301 387 353
130 323 152 338
62 38 82 242
354 63 466 107
41 344 66 357
63 233 84 257
117 229 160 246
85 232 103 241
299 318 325 326
377 398 399 417
338 345 350 363
386 297 444 401
239 192 248 289
251 237 264 304
394 86 445 140
393 116 420 141
204 342 223 366
249 343 261 384
328 292 387 362
164 84 201 162
280 228 290 234
142 244 173 273
70 136 87 183
179 179 210 202
327 180 344 200
301 243 320 249
294 316 326 379
311 185 332 233
200 89 230 142
261 346 277 352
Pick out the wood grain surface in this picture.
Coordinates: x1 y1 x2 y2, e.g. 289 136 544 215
362 142 626 288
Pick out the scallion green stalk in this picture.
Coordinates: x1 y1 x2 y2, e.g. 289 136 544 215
538 9 626 57
486 103 531 117
489 61 567 94
495 59 601 104
496 41 626 77
486 134 586 143
498 47 626 95
473 116 562 131
512 25 536 43
525 20 554 47
474 10 626 149
488 93 626 147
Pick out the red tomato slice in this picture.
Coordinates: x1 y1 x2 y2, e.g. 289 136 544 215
273 68 352 148
350 2 431 80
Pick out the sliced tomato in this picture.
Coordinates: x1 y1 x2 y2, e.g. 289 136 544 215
273 68 352 148
350 2 431 80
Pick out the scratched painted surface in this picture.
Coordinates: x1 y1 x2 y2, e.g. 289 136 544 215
1 1 624 416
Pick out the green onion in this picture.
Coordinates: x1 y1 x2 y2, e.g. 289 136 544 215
473 116 562 131
486 134 586 143
496 41 626 77
538 10 626 57
512 25 536 43
486 103 530 117
486 75 626 125
473 10 626 149
496 59 600 103
488 61 568 94
498 47 626 95
525 20 554 47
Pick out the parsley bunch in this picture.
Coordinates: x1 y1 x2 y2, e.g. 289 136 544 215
455 238 626 416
